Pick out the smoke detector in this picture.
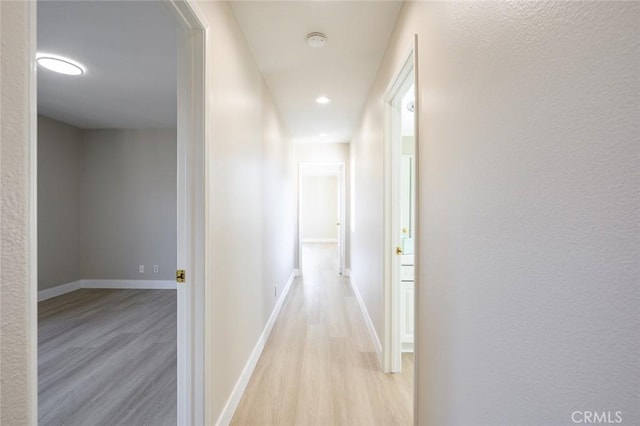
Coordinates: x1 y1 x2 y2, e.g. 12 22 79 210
307 32 327 48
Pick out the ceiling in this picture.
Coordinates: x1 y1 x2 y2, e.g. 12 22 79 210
37 1 178 129
37 1 402 137
230 1 403 144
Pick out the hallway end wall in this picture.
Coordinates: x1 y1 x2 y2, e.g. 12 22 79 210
300 175 338 241
350 2 639 424
294 143 350 269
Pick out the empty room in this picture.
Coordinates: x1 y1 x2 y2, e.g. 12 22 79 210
36 1 180 424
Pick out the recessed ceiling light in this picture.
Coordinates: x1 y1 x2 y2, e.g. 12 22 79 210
36 53 85 76
315 96 330 104
307 32 327 48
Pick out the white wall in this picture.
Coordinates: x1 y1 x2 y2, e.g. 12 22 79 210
301 175 338 241
294 143 350 266
197 2 297 423
38 115 82 290
261 83 297 340
0 1 37 423
81 129 176 280
350 2 639 425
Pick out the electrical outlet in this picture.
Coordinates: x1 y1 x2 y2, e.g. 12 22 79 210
274 285 277 297
153 265 159 274
139 265 144 273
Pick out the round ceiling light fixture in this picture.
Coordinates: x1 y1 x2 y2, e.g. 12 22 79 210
315 96 331 104
307 32 327 48
36 53 86 76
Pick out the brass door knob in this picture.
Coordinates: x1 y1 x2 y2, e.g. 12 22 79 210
395 246 403 255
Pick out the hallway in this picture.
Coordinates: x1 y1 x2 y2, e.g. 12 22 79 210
1 1 637 424
232 243 413 425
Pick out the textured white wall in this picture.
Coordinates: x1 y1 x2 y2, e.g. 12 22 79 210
197 2 297 423
301 175 338 240
351 1 639 425
0 1 37 424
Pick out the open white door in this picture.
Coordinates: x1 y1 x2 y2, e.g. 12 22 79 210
169 1 207 424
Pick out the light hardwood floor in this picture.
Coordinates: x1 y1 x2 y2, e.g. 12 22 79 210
232 243 413 426
38 289 176 426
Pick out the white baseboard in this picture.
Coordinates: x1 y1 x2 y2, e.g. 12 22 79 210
81 279 176 290
38 279 176 301
349 273 383 366
301 238 338 243
38 280 83 301
216 269 299 426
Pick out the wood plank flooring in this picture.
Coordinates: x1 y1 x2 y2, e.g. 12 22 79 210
38 289 176 426
232 243 413 426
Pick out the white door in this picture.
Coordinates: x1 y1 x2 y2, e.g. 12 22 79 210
171 1 207 423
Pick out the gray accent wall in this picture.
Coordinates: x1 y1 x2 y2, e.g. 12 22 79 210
37 118 177 288
38 115 82 290
81 129 176 280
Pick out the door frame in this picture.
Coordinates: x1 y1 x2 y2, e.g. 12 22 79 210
168 1 208 424
298 162 346 275
382 39 419 374
28 1 208 423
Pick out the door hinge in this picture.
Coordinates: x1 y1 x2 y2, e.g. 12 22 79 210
176 269 186 283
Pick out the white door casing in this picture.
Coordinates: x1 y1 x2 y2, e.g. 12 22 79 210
167 1 208 424
383 39 418 374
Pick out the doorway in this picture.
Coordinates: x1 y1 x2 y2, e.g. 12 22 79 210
298 162 346 275
32 0 206 424
383 43 418 377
